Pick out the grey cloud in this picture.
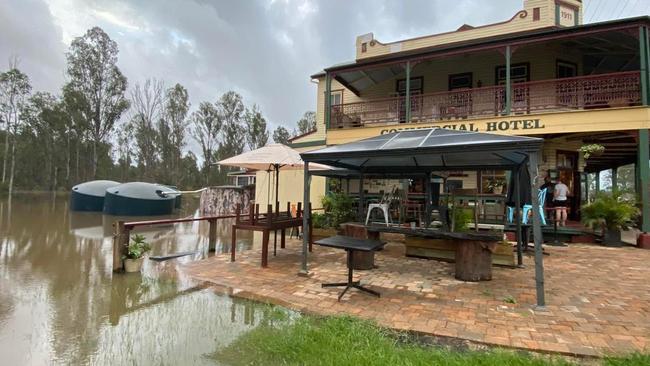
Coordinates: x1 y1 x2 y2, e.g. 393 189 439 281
2 0 648 138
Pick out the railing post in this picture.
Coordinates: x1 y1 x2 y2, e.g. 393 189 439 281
638 129 650 233
112 220 129 272
325 72 332 129
640 26 649 105
405 61 412 122
505 45 512 115
208 219 217 252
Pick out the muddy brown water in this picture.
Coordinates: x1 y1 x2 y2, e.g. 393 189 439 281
0 193 277 365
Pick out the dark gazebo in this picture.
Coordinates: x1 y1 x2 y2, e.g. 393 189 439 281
300 128 548 307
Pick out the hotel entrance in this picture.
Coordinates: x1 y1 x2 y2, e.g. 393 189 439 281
556 150 580 221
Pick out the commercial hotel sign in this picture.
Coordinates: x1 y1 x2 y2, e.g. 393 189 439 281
325 107 650 145
379 118 545 135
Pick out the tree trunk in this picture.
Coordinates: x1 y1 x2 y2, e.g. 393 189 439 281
92 139 98 179
65 130 70 187
75 139 80 183
2 127 8 183
8 137 16 197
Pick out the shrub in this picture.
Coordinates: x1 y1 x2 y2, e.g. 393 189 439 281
320 192 355 228
581 191 638 232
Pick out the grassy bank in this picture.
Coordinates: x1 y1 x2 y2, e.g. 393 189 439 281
216 314 649 366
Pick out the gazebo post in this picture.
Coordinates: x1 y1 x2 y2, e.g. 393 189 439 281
514 166 523 267
301 162 311 275
527 151 546 308
424 171 431 228
358 172 365 223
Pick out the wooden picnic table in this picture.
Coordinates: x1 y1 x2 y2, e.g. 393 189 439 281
231 202 310 268
367 225 500 281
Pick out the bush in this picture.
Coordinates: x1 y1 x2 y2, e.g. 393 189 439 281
311 212 329 229
320 192 355 228
581 191 638 231
452 207 473 232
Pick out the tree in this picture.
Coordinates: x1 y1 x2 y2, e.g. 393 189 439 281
296 111 316 135
130 79 165 178
22 92 65 190
216 91 245 156
272 126 291 145
190 101 221 184
66 26 129 178
0 66 31 196
115 122 134 182
243 104 268 150
161 83 190 183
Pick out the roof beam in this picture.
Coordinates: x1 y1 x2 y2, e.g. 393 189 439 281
333 75 361 97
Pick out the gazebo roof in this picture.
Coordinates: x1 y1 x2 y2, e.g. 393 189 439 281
301 128 542 173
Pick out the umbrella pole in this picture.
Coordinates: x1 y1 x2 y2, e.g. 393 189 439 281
274 165 279 256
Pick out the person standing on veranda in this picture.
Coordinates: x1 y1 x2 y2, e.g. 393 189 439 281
553 178 570 227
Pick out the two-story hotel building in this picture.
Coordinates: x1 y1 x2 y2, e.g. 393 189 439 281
264 0 650 237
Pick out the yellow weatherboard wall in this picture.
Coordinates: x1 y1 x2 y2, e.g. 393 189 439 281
355 0 583 60
254 169 326 211
326 107 650 145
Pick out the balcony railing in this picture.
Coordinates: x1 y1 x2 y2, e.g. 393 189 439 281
330 71 641 129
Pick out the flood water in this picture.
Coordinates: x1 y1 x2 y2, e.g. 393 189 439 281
0 193 278 365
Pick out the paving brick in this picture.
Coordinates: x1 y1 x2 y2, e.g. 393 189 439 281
182 240 650 357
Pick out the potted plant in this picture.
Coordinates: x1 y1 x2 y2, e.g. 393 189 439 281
487 178 506 195
579 143 605 159
123 234 151 272
581 191 638 247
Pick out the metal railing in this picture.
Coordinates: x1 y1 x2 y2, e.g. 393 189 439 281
330 71 641 129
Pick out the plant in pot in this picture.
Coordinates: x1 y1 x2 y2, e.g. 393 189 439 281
487 178 506 195
123 234 151 272
579 143 605 159
581 191 638 247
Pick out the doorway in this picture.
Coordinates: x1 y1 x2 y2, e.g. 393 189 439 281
556 150 581 221
396 77 423 123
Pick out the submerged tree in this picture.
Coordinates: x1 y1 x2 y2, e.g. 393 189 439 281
296 111 316 135
244 104 269 150
0 65 31 195
272 126 291 145
66 26 129 178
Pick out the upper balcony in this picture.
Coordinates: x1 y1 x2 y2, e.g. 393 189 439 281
330 71 641 129
318 17 650 132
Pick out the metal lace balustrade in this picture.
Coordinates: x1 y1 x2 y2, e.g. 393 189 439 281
330 71 641 129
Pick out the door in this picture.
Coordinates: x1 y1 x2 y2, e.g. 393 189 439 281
396 77 423 123
496 63 530 113
556 150 580 221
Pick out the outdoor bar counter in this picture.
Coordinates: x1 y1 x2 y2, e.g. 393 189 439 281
368 226 502 281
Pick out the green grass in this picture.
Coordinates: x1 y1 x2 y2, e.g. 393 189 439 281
215 315 587 366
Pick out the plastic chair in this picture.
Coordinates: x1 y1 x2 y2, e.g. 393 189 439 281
522 188 547 226
507 188 547 226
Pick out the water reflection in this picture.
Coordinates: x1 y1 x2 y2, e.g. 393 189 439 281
0 193 269 365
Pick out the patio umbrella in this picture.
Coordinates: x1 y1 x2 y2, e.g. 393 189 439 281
217 144 331 253
217 144 330 207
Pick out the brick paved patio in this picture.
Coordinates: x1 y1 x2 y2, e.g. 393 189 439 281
183 237 650 357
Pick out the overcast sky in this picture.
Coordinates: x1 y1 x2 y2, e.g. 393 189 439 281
1 0 649 137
